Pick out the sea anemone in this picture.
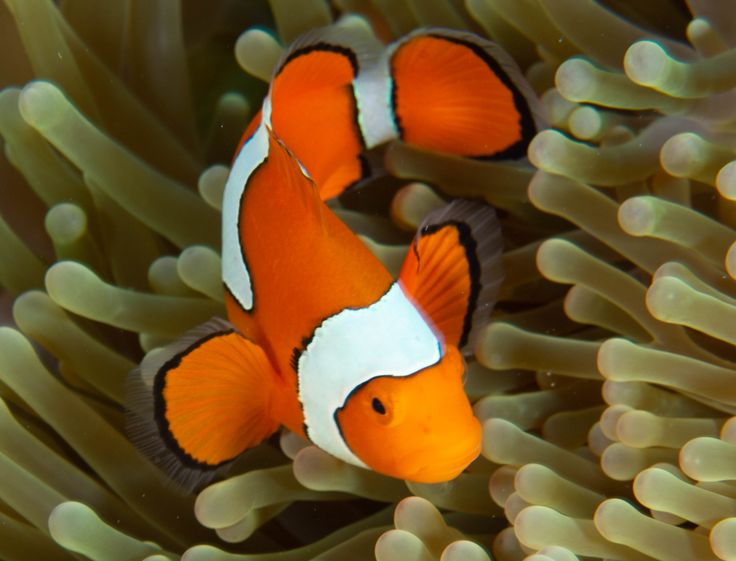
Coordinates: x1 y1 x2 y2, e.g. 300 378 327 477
2 1 736 560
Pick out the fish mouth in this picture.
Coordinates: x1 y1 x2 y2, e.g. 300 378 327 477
402 439 481 484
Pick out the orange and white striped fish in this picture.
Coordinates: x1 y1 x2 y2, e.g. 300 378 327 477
125 24 541 489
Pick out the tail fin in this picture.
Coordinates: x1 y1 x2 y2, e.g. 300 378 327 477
234 25 543 198
387 29 545 160
126 318 279 491
399 199 504 355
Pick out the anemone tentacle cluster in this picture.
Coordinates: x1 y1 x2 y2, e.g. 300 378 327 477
2 1 736 560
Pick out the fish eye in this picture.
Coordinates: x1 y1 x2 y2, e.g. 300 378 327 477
371 397 386 415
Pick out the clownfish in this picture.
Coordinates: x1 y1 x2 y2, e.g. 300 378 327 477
126 23 542 490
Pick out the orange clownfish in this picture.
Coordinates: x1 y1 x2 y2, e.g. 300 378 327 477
126 23 542 489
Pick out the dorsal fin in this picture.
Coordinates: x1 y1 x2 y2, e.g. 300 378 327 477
399 199 504 354
264 127 328 222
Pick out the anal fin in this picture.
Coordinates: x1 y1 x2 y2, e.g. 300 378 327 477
399 200 504 355
126 318 279 491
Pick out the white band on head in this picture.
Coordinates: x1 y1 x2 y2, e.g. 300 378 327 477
298 282 441 467
222 124 268 310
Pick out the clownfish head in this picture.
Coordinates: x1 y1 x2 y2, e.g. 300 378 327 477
335 345 481 483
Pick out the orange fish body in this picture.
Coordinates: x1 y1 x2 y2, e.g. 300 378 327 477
222 125 489 482
126 23 542 489
224 123 395 435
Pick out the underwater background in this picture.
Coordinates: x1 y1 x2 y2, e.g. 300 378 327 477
2 0 736 560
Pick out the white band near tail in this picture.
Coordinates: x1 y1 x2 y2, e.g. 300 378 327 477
222 123 269 310
297 282 441 467
353 62 397 149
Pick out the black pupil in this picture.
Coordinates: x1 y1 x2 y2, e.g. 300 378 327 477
372 398 386 415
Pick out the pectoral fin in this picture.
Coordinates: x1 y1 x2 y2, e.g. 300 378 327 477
399 200 504 354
